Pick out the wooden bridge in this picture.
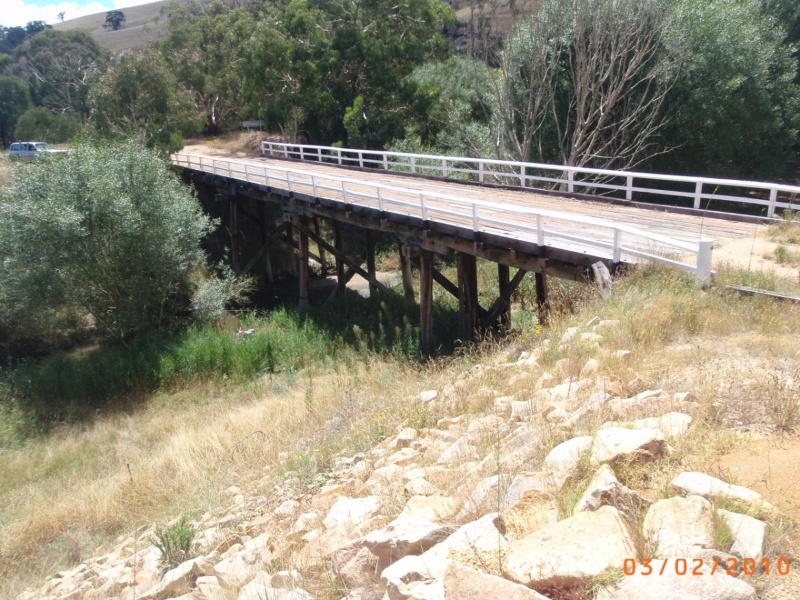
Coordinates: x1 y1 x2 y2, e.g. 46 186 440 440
171 143 796 353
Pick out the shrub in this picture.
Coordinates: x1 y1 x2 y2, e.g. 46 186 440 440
0 140 216 344
153 515 196 569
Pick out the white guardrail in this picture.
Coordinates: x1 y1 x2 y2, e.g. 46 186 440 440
261 141 800 219
172 152 714 284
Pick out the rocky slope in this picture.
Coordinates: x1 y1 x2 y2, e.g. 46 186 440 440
19 321 797 600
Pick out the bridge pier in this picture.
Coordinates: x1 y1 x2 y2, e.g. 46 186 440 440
457 253 479 341
419 250 434 356
298 217 310 311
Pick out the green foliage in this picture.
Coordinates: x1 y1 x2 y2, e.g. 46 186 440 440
153 516 196 570
16 30 108 116
14 107 81 143
0 141 214 344
88 50 199 150
243 0 453 146
0 76 30 145
104 10 126 31
157 1 256 134
656 0 800 178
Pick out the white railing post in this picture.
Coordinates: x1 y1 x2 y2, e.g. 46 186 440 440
442 158 448 177
472 203 479 230
300 146 305 161
479 160 485 183
421 193 427 220
768 188 778 218
567 170 575 193
283 146 288 158
312 175 318 197
243 163 249 182
342 181 348 203
378 188 385 211
696 238 713 286
537 214 545 246
264 166 269 187
613 229 622 262
626 175 633 201
383 154 389 170
359 151 364 168
520 164 526 188
411 157 416 174
287 172 293 193
694 181 703 209
337 148 342 165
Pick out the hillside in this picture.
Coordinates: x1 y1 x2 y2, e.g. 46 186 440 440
51 0 190 53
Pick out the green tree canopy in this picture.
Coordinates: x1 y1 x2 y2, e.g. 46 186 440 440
14 106 81 143
88 50 199 151
158 0 256 134
656 0 800 178
0 76 30 145
0 141 215 343
16 29 108 116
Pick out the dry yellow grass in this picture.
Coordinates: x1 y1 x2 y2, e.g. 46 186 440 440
3 265 800 598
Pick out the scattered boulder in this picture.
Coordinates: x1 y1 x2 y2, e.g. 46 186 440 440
139 557 213 600
323 497 381 530
443 562 549 600
572 464 647 519
506 506 636 590
717 509 766 560
590 427 666 465
670 472 776 517
541 435 592 490
643 495 715 557
364 517 455 570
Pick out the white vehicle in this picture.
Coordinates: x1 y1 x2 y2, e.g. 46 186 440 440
8 141 68 158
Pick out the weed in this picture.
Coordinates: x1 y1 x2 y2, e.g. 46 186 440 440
153 515 196 570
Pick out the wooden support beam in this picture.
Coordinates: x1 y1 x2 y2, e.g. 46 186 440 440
457 253 479 341
285 221 298 277
399 243 415 302
230 196 240 274
258 203 275 284
243 221 287 277
535 271 549 326
314 217 328 276
431 266 459 300
498 263 511 331
481 268 527 330
366 229 379 298
299 222 394 296
299 218 310 311
419 250 434 356
334 220 346 297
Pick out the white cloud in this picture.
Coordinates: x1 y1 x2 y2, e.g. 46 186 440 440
1 0 146 29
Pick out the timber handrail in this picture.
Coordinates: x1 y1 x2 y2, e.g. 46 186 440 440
172 152 715 284
260 141 800 219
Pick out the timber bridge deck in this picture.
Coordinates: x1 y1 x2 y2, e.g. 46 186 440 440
171 142 797 353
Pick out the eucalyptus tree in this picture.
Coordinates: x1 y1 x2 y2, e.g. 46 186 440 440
0 76 29 145
158 0 256 134
88 50 198 151
493 0 674 170
656 0 800 178
16 30 108 117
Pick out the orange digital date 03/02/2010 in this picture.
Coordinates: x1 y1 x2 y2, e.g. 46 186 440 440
623 557 792 577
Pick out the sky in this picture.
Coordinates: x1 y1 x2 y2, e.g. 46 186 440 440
1 0 148 28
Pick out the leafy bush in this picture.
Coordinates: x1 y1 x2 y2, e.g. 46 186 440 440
0 140 215 344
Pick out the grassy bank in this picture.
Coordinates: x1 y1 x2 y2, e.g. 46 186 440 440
1 266 799 598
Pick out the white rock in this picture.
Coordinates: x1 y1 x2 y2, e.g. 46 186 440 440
274 499 300 518
590 427 666 465
580 358 600 377
506 506 636 589
364 517 455 570
671 472 776 517
393 428 418 449
443 562 549 600
572 464 645 517
140 557 212 600
436 433 477 465
717 509 766 560
323 497 381 530
419 390 438 403
399 496 460 523
404 478 439 497
643 495 715 557
505 472 548 508
541 436 593 490
510 401 533 422
595 559 756 600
